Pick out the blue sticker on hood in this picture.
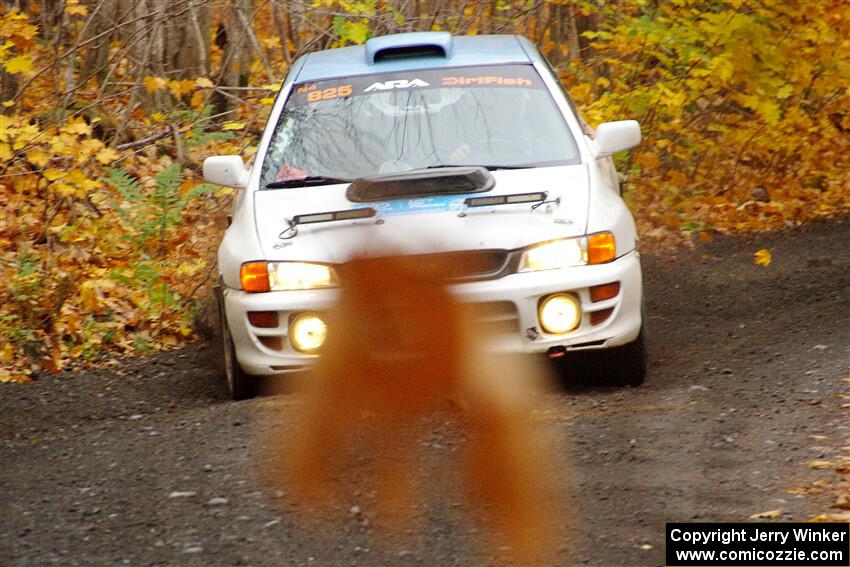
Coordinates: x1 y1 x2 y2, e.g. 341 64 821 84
368 195 467 216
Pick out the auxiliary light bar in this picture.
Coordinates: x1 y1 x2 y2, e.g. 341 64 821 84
464 192 547 207
293 207 377 225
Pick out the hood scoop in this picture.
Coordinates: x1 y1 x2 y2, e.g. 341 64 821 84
346 166 494 203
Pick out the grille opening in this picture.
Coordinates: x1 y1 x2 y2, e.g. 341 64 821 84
572 339 606 348
374 45 446 63
469 301 519 335
411 250 509 281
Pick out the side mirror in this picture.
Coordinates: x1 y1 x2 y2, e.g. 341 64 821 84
203 155 249 188
591 120 641 158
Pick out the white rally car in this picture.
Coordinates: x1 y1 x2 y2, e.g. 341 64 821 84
203 32 646 399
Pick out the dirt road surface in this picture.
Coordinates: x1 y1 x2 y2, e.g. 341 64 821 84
2 220 849 566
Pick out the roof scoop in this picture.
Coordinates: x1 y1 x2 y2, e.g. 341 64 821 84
365 32 454 65
346 166 494 203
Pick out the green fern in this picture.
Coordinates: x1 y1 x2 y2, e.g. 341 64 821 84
171 105 236 148
101 164 214 314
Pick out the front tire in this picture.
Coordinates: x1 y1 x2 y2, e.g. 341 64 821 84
216 288 258 400
597 327 648 387
553 327 648 388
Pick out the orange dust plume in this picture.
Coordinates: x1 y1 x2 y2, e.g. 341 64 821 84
271 254 563 564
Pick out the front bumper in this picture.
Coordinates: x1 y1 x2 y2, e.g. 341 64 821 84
223 250 643 376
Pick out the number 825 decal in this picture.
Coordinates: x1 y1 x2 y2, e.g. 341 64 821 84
307 85 352 102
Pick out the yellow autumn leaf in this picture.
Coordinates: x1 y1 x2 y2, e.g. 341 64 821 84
61 117 91 137
2 100 14 108
75 138 104 163
95 147 120 164
190 91 206 109
195 77 214 89
50 181 78 197
25 149 50 167
43 168 65 181
259 97 276 105
49 132 77 154
0 342 13 363
143 76 167 93
11 123 39 149
749 509 782 519
754 248 771 267
3 54 34 75
222 121 245 130
168 79 195 99
66 168 101 191
811 511 850 522
175 260 205 276
808 460 834 470
79 280 98 311
0 370 30 383
64 0 88 16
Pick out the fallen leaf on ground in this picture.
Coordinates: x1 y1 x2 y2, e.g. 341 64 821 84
808 460 834 469
787 485 823 495
811 511 850 522
833 493 850 510
754 248 772 266
750 509 782 519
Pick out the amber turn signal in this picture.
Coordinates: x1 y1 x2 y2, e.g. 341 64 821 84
587 232 616 264
590 281 620 303
240 261 270 293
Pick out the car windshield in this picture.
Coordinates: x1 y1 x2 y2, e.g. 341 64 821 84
259 64 580 188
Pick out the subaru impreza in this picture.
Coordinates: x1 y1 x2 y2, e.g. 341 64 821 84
203 32 646 399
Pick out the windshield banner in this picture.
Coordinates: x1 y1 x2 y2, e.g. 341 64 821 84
288 64 545 106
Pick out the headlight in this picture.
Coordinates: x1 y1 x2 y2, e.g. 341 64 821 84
290 313 327 353
538 293 581 334
268 261 337 291
517 232 616 272
518 238 585 272
241 261 338 292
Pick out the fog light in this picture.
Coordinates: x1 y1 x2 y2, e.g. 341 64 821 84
289 313 327 353
538 293 581 335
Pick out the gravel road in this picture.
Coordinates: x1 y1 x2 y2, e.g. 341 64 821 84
2 220 848 566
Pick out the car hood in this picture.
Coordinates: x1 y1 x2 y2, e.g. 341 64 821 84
253 165 589 262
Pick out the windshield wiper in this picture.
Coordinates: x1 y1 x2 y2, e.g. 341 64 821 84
265 175 351 189
424 163 533 171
